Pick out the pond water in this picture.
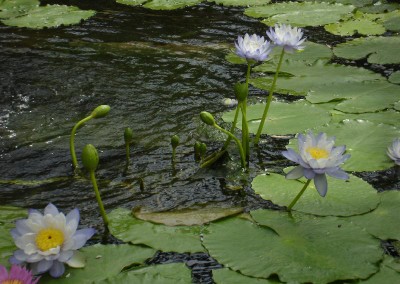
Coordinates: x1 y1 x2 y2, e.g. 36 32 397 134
0 0 399 282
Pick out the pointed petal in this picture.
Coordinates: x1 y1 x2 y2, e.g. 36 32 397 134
327 168 349 180
286 165 304 180
66 208 80 233
44 203 59 216
303 168 316 180
71 228 96 250
314 174 328 197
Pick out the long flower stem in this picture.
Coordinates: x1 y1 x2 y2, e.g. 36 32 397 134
254 48 285 144
125 143 130 164
70 116 93 170
89 170 109 228
287 179 312 211
241 62 251 163
213 124 246 168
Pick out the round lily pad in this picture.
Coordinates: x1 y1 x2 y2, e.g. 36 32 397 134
213 268 277 283
115 0 147 6
252 173 379 216
348 190 400 240
207 0 270 6
330 109 400 127
202 211 382 283
389 71 400 84
324 18 385 36
288 120 400 171
143 0 202 10
108 208 204 253
0 0 39 19
222 100 331 135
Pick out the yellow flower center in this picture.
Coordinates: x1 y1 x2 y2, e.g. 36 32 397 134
2 280 24 284
307 147 329 159
35 228 64 251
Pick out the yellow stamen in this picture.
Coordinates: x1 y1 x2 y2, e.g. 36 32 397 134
35 228 64 251
3 280 24 284
307 147 329 159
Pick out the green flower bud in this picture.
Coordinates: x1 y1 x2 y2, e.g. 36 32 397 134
200 143 207 156
171 135 180 149
91 105 110 119
124 127 133 144
81 144 99 172
234 82 248 102
194 141 202 160
200 111 215 126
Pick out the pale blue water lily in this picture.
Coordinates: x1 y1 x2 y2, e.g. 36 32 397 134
387 138 400 165
266 24 306 53
235 33 273 62
10 203 95 278
283 131 350 197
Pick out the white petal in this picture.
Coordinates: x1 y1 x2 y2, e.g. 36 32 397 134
66 251 86 268
66 209 80 233
44 203 59 216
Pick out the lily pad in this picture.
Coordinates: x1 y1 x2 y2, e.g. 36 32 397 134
252 173 379 216
0 0 39 19
133 206 243 226
244 2 355 27
330 109 400 127
384 16 400 32
143 0 202 10
389 71 400 84
207 0 271 6
0 206 27 267
288 120 400 171
108 208 204 253
324 17 385 36
359 2 400 13
213 268 277 283
203 210 382 283
115 0 147 6
98 263 191 284
222 100 331 135
1 4 95 29
333 36 400 65
348 190 400 240
360 257 400 283
42 244 156 283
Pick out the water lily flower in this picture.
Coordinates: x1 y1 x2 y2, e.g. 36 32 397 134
266 24 306 53
282 131 350 198
0 265 39 284
387 138 400 165
10 203 95 278
235 33 273 62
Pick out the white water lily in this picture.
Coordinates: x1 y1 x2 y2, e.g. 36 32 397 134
282 131 350 197
235 33 273 62
266 24 306 53
10 203 95 278
387 138 400 165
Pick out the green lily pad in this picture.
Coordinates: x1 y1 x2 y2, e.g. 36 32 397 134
115 0 147 6
383 254 400 273
213 268 278 283
348 191 400 240
252 173 379 216
359 2 400 13
333 36 400 65
143 0 202 10
288 120 400 171
330 109 400 126
207 0 271 6
0 206 27 267
302 0 374 7
1 4 95 29
98 263 191 284
41 244 156 283
0 0 39 19
109 208 204 253
389 71 400 84
203 210 382 283
244 2 355 27
222 100 331 135
395 101 400 111
324 17 385 36
384 16 400 32
359 257 400 283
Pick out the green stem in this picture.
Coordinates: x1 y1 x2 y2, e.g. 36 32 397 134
242 62 251 163
254 48 285 144
172 148 176 161
287 179 312 211
70 116 93 170
213 124 246 168
125 143 130 164
90 170 109 228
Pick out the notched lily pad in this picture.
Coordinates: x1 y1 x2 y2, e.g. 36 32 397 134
133 206 243 226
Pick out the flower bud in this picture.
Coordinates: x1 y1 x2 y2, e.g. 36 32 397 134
234 82 248 102
200 143 207 157
81 144 99 172
124 127 133 144
200 111 215 126
194 141 202 160
171 135 179 149
91 105 110 119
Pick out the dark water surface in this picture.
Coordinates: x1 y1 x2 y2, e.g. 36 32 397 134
0 1 399 282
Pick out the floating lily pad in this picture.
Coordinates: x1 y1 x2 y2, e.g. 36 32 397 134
389 71 400 84
333 36 400 65
0 206 27 267
384 16 400 31
348 190 400 240
395 101 400 111
324 17 385 36
359 2 400 13
109 208 204 253
115 0 147 6
288 120 400 171
244 2 355 27
252 173 379 216
213 268 277 284
203 210 382 283
143 0 202 10
222 100 331 135
0 0 39 19
207 0 271 6
360 256 400 283
302 0 374 7
133 206 243 226
330 109 400 126
42 244 156 283
98 263 191 284
1 4 95 29
384 254 400 273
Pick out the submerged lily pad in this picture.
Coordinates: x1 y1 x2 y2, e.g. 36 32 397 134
348 190 400 240
0 206 27 267
143 0 202 10
109 208 204 253
244 2 355 27
252 173 379 216
203 210 382 283
333 36 400 64
288 120 400 171
213 268 277 283
222 100 331 135
208 0 271 6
